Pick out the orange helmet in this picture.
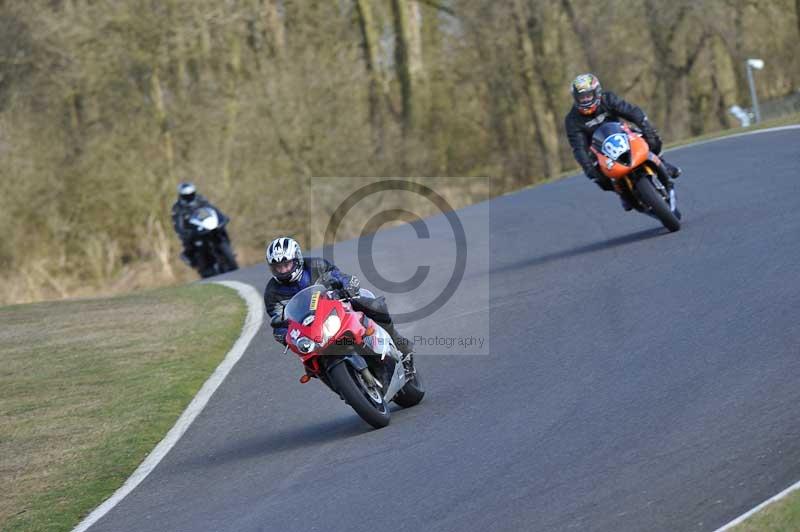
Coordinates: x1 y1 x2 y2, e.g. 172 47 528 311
571 73 602 116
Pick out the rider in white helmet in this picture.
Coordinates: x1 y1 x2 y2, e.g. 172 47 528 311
264 236 414 359
171 182 217 267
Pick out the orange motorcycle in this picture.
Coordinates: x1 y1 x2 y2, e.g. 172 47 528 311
590 121 681 232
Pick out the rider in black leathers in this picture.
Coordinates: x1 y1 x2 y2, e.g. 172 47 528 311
170 182 228 272
565 73 681 210
263 236 414 358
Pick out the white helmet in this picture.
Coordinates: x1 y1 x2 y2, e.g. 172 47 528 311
177 182 197 205
266 236 304 283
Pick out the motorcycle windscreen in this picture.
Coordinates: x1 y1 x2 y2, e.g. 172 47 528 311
284 284 328 323
194 206 213 218
591 122 632 166
590 122 625 152
190 207 219 230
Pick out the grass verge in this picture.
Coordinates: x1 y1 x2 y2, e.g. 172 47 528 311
664 112 800 150
728 490 800 531
0 283 246 531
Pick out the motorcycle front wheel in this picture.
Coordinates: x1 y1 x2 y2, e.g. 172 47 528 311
635 177 681 232
329 362 391 429
217 240 239 273
195 249 217 278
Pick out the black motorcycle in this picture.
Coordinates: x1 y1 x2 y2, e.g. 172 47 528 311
182 206 238 278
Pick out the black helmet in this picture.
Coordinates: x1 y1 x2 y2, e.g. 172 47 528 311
571 73 602 116
177 182 197 205
266 236 304 283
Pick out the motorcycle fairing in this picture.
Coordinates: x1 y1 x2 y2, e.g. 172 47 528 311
591 122 650 180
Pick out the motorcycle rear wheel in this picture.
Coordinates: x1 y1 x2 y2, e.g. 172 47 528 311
394 365 425 408
329 362 391 429
635 177 681 232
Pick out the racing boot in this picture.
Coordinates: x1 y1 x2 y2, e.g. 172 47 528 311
383 323 415 375
662 159 682 179
383 323 413 356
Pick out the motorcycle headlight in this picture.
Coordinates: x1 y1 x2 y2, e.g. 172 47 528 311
201 217 219 231
322 313 341 342
296 337 315 354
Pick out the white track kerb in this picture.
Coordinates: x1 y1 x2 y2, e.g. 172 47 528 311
713 479 800 531
664 124 800 153
70 125 800 532
72 281 264 532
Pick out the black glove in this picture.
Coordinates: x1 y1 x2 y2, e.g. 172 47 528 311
340 275 361 299
270 313 288 345
273 331 288 345
641 120 662 154
318 271 343 290
644 133 662 155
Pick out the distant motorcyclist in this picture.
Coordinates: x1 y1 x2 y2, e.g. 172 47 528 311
170 182 229 269
565 73 682 211
264 236 414 362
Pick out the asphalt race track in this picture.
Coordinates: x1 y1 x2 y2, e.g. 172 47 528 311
87 127 800 532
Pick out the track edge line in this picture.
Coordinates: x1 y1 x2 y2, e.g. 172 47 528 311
713 479 800 531
71 280 264 532
665 124 800 153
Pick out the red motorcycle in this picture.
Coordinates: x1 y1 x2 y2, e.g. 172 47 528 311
280 284 424 429
591 121 682 232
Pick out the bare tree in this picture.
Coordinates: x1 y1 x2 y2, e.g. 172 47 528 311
512 0 562 177
391 0 424 137
355 0 385 155
1 0 799 303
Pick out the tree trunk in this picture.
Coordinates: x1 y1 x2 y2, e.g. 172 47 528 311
512 0 561 178
472 10 512 182
193 3 213 82
221 28 243 191
406 1 424 82
423 3 450 174
355 0 384 155
644 1 690 135
710 35 737 129
262 0 284 56
796 0 800 38
390 0 422 137
150 68 175 182
561 0 598 72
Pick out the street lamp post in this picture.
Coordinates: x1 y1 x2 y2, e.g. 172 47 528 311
746 58 764 124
